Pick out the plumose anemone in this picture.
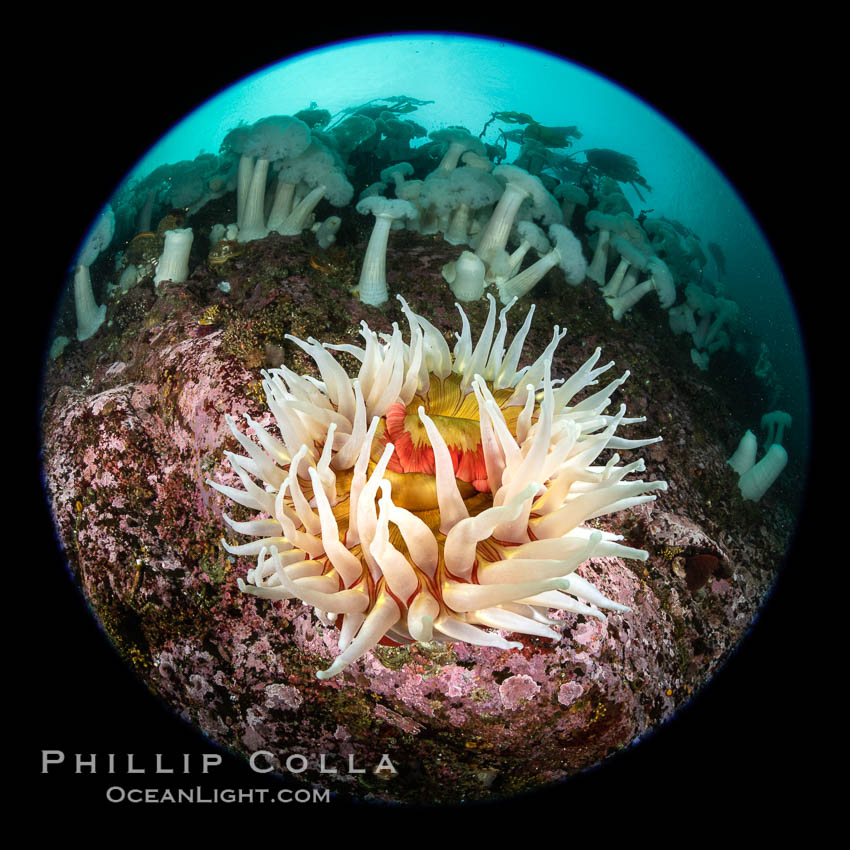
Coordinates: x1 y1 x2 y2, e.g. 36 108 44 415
209 294 667 680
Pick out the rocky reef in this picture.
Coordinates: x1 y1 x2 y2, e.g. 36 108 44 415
40 222 797 805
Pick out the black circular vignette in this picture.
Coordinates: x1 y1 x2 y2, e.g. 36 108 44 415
22 14 822 824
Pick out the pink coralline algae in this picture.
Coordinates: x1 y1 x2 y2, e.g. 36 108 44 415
40 230 796 805
499 675 541 710
558 681 584 706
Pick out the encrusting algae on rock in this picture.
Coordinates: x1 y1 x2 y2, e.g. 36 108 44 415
40 221 795 802
209 292 667 679
39 72 802 803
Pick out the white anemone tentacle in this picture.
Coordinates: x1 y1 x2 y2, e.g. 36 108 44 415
209 298 666 679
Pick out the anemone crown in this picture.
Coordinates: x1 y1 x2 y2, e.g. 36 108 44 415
209 294 666 679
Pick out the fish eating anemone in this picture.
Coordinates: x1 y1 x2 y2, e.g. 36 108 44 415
207 293 667 679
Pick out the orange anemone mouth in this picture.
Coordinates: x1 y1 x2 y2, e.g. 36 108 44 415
380 372 523 509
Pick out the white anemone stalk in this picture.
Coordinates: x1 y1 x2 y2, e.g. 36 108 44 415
605 257 675 321
276 185 328 236
265 179 296 233
235 155 255 229
585 211 618 284
355 197 418 305
474 165 535 266
738 443 787 502
237 158 271 242
74 203 114 340
73 264 107 341
153 228 194 288
497 224 586 304
727 430 757 476
442 250 486 302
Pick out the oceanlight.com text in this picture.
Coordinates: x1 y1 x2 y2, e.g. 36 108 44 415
105 786 330 804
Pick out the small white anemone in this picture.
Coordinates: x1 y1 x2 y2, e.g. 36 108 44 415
761 410 792 448
314 216 342 250
497 223 586 304
73 264 107 342
153 228 194 288
442 250 486 302
605 257 675 321
475 164 560 278
355 197 418 305
585 211 619 284
727 430 758 476
739 443 787 502
74 204 114 341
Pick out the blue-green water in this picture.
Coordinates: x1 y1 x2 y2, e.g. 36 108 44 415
85 33 809 467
